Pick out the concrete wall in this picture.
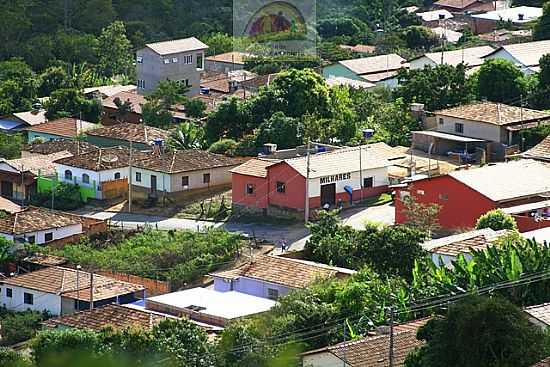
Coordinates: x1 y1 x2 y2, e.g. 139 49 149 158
410 57 437 70
213 276 292 300
0 285 61 315
484 50 537 75
205 60 244 73
1 224 83 245
137 47 205 96
436 114 504 143
302 352 347 367
56 164 129 199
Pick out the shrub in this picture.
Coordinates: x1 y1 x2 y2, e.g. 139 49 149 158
476 209 518 231
208 139 238 156
30 182 84 211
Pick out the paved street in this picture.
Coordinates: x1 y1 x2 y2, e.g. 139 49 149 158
80 202 395 253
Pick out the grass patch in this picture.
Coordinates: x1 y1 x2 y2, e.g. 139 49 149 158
358 193 393 207
176 191 232 221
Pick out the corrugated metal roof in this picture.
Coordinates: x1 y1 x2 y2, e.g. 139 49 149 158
418 46 494 67
485 39 550 68
339 54 406 75
145 37 208 56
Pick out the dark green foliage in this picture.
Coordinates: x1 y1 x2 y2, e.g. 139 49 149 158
168 122 206 150
45 88 102 122
30 182 84 211
534 2 550 41
304 211 428 278
395 64 473 111
244 55 321 75
205 97 251 144
208 139 238 156
0 308 49 346
475 59 528 103
0 133 24 159
0 347 29 367
403 26 439 50
476 209 518 231
184 98 207 119
406 296 550 367
38 66 71 97
0 59 37 115
317 17 372 44
49 229 243 285
255 112 302 149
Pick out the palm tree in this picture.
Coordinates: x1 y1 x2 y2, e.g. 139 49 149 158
113 97 133 122
168 122 205 150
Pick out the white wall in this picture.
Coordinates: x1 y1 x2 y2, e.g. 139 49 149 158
435 115 503 142
308 166 389 197
484 51 536 75
410 57 437 70
0 285 61 315
1 224 82 245
302 352 348 367
56 163 129 199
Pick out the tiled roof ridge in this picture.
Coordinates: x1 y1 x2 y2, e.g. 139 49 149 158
328 328 417 351
525 302 550 310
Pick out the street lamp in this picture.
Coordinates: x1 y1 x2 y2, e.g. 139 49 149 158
76 265 82 311
359 128 375 202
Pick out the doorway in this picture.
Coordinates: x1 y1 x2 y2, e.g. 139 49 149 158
150 175 157 193
1 181 13 198
320 183 336 207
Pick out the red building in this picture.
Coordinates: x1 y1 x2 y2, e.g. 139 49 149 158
394 160 550 232
231 144 396 218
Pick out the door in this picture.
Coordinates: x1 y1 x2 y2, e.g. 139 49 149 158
1 181 13 198
150 175 157 193
320 183 336 207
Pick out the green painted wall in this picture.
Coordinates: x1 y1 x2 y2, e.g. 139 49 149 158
37 176 97 202
322 63 362 81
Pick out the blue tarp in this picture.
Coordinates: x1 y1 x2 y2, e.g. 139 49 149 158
0 119 24 131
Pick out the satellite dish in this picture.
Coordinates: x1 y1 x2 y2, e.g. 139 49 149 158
101 154 119 163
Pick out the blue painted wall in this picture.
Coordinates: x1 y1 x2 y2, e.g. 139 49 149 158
322 63 362 81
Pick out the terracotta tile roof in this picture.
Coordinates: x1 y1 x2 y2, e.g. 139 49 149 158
145 37 208 56
0 206 81 235
525 302 550 327
211 255 354 289
303 318 429 367
85 123 169 145
42 304 167 331
54 146 141 171
435 102 550 126
241 73 278 90
27 117 97 138
0 197 22 214
434 0 480 9
230 159 280 178
422 229 509 257
23 140 99 156
4 151 73 176
24 253 68 267
206 51 250 65
523 135 550 161
133 150 243 174
339 44 376 54
2 266 145 302
102 92 147 115
532 357 550 367
83 85 136 98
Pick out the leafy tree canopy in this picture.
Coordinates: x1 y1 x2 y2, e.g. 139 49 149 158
476 209 518 231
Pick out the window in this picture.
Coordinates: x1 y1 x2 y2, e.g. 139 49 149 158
439 118 444 125
137 80 146 89
267 288 279 300
276 181 286 193
136 56 143 64
163 58 170 64
114 172 121 180
82 173 90 184
196 53 204 69
64 170 72 181
363 177 374 188
135 172 142 182
26 235 35 244
24 292 33 305
184 55 193 64
172 57 178 63
246 183 255 195
455 123 464 134
203 173 210 184
182 176 189 187
439 193 449 201
45 232 53 242
6 288 12 298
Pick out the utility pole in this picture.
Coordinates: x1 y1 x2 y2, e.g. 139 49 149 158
520 94 525 151
128 140 133 213
76 265 81 311
388 306 395 367
89 269 94 311
359 144 363 202
343 320 347 367
20 164 25 208
304 140 311 223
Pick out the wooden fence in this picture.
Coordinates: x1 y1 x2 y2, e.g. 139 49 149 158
101 178 128 200
97 270 171 296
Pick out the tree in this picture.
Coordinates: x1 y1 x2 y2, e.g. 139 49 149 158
45 88 101 122
255 112 302 149
142 99 173 128
0 133 24 159
406 296 550 367
396 64 473 111
0 59 37 115
168 122 206 150
113 96 133 122
475 59 527 103
528 54 550 109
205 97 250 144
184 98 207 119
149 80 188 110
96 21 133 78
0 237 15 265
370 98 421 146
38 66 70 97
476 209 518 231
208 139 238 156
403 26 439 50
202 32 234 56
401 197 441 236
0 347 29 367
534 2 550 41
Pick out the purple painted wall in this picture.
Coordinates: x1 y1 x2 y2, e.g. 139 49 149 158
213 276 292 300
